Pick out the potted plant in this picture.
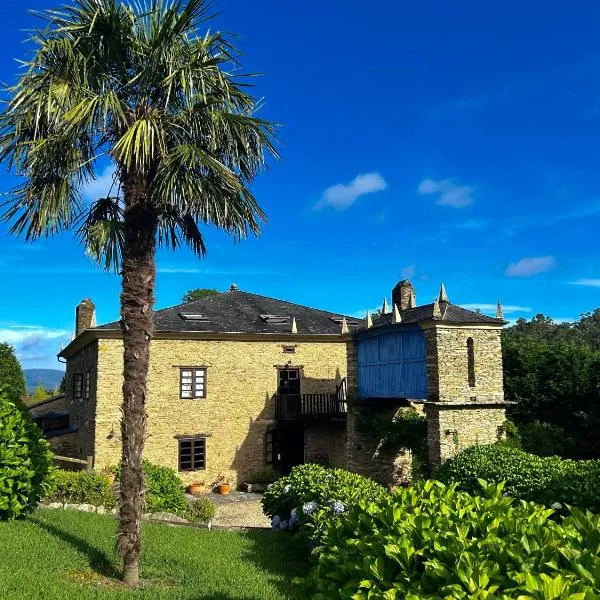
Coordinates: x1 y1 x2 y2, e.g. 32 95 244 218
213 474 231 495
187 481 205 497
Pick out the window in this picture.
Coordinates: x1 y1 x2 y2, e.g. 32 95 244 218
467 337 476 388
265 430 280 466
84 371 91 400
73 373 83 399
178 437 206 471
282 345 297 354
180 367 207 399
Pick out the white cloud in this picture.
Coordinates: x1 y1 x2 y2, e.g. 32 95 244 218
570 278 600 287
84 165 119 201
0 326 69 345
418 178 475 208
462 303 532 313
400 264 416 279
505 256 555 277
316 173 387 210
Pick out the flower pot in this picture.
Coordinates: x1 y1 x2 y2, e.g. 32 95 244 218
187 484 205 497
217 484 231 495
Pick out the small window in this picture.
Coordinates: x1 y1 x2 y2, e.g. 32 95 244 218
178 437 206 471
265 430 279 465
84 371 91 400
282 345 296 354
467 337 476 388
178 313 210 322
73 373 83 399
180 367 207 399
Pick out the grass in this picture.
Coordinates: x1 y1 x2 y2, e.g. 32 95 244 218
0 507 309 599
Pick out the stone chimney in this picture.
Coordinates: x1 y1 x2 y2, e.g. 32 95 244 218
76 298 96 337
392 280 416 311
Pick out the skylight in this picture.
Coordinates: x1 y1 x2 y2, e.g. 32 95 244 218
329 317 361 326
260 314 290 325
178 313 210 322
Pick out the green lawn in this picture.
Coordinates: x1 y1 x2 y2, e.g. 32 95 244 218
0 508 309 599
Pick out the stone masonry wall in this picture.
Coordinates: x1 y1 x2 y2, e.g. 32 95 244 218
64 341 98 461
424 404 506 469
304 422 347 468
426 326 504 403
346 399 412 486
93 338 349 487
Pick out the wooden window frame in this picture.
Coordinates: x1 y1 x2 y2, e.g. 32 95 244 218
179 367 207 399
178 437 206 471
83 371 91 401
73 373 83 399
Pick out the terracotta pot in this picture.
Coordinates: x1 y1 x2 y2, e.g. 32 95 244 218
187 484 205 497
217 484 231 495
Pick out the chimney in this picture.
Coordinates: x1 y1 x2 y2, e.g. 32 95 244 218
392 280 416 311
76 298 96 337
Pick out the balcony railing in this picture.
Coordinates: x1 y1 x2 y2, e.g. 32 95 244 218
275 393 348 421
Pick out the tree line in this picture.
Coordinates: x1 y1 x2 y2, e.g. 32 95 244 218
503 309 600 458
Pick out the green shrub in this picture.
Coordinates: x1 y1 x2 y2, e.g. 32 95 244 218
141 461 188 516
519 420 576 457
301 480 600 598
261 464 385 539
0 388 54 519
436 444 600 513
44 470 116 508
187 497 216 523
245 466 279 484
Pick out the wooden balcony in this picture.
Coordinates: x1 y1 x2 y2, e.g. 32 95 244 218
275 393 348 422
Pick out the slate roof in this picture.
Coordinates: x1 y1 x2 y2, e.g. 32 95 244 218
367 302 502 328
94 289 503 337
95 288 364 335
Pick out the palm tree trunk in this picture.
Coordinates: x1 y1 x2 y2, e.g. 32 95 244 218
117 172 157 586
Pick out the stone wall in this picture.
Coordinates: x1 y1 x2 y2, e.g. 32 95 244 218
424 403 507 469
91 337 349 486
346 399 412 486
64 341 98 461
304 422 347 468
424 325 504 403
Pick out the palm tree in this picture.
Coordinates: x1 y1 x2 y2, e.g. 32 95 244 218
0 0 277 585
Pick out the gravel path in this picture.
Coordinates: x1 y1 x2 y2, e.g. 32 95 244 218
187 491 270 529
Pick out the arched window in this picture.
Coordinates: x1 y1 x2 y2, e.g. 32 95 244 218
467 337 475 387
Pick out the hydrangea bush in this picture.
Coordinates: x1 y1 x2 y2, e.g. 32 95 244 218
261 463 385 539
300 480 600 598
436 444 600 513
0 388 54 519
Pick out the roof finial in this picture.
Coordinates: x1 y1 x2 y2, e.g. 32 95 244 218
432 296 442 319
291 317 297 334
382 297 389 314
439 283 449 303
496 300 503 320
366 311 373 328
341 316 349 334
392 303 402 324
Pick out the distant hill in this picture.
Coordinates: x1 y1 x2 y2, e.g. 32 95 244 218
23 369 64 393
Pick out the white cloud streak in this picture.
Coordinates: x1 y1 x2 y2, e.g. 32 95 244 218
505 256 555 277
84 164 119 201
418 178 475 208
570 278 600 287
316 173 387 210
462 303 532 313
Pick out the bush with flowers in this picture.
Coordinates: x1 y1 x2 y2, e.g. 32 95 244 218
261 463 385 540
299 480 600 598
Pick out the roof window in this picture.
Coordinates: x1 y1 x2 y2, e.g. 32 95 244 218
178 313 210 322
260 314 290 325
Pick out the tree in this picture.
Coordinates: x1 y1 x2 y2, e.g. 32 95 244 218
0 343 26 401
182 288 219 303
0 0 276 585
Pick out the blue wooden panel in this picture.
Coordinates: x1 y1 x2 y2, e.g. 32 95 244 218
357 327 427 399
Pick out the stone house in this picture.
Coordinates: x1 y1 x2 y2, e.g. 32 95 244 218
49 280 508 487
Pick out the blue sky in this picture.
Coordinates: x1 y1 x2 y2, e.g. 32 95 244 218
1 0 600 370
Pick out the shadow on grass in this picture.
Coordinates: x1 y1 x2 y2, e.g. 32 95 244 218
239 529 311 600
28 515 120 580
